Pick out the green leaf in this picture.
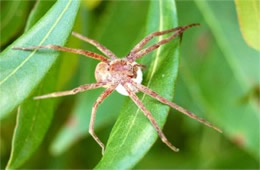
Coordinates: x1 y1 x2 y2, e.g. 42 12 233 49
4 0 80 169
82 0 101 10
96 0 179 168
50 1 148 155
176 0 259 159
235 0 260 51
25 0 56 31
6 67 59 169
0 1 30 48
0 0 79 119
194 0 259 159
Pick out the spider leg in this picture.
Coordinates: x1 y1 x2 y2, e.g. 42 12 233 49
128 24 199 62
34 82 107 100
72 32 117 60
123 83 179 152
129 80 222 133
128 25 187 56
13 45 108 62
89 84 117 155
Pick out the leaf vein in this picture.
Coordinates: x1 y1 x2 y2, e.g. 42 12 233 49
0 0 73 86
118 0 164 152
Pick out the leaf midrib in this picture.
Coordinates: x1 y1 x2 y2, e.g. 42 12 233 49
116 0 164 157
0 0 73 86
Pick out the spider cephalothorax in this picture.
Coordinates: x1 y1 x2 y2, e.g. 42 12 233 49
14 23 222 155
95 59 143 96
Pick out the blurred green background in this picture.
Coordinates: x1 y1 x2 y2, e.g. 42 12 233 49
0 0 259 169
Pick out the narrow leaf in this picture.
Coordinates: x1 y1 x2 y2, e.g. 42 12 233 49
0 1 30 48
25 0 56 30
177 0 259 159
96 0 180 168
5 0 80 169
235 0 260 51
0 0 79 119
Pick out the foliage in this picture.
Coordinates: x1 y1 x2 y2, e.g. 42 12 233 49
96 0 179 168
0 0 259 169
235 0 260 50
0 1 31 48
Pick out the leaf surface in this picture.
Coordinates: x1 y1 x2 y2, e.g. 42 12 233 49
175 0 259 159
194 0 259 158
5 0 80 169
0 1 30 48
0 0 79 119
235 0 260 50
96 0 180 168
25 0 56 30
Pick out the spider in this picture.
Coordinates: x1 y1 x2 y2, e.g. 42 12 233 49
14 23 222 155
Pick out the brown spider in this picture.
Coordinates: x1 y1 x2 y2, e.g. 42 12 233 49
13 23 222 155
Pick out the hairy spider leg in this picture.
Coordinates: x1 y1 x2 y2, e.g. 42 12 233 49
13 45 108 62
72 32 118 60
129 24 194 55
127 23 200 62
129 80 222 133
123 83 179 152
134 24 200 61
34 82 107 99
89 85 117 155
